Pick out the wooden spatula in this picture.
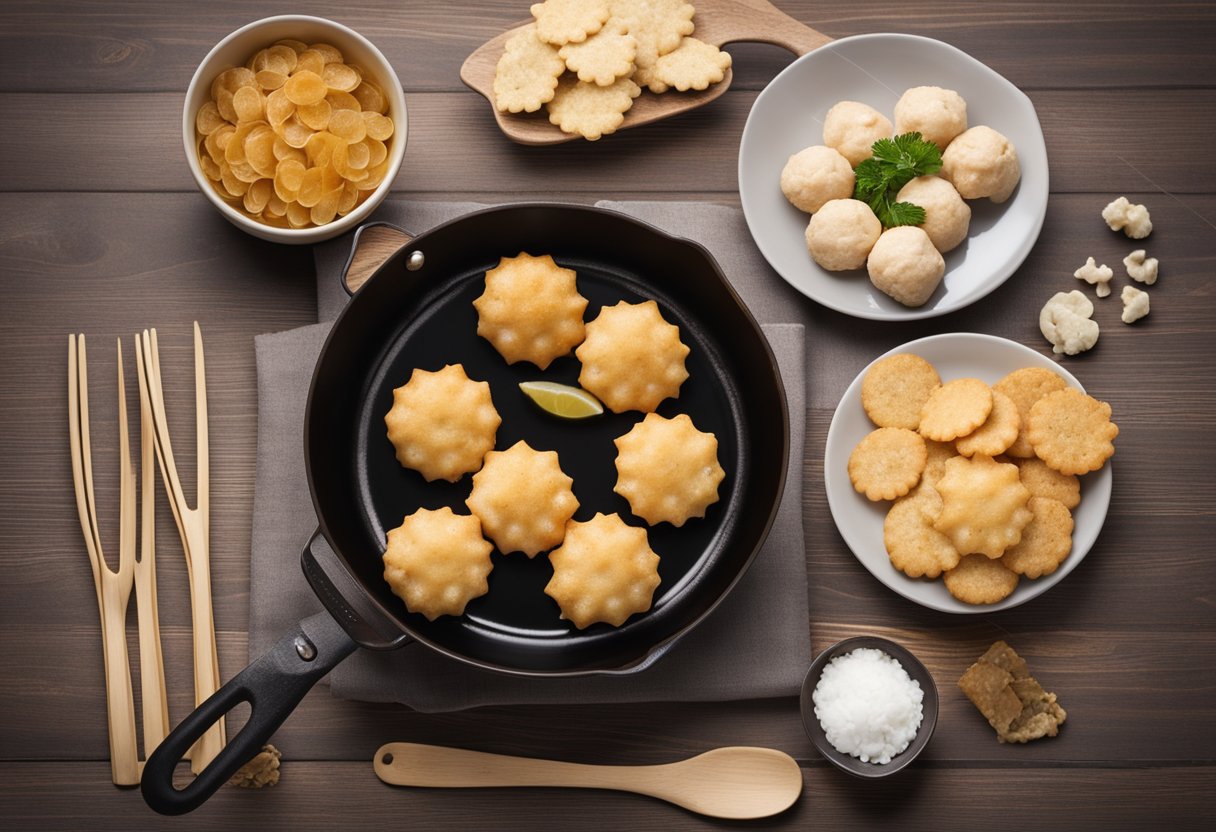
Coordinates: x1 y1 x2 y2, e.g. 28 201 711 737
460 0 832 146
374 742 803 819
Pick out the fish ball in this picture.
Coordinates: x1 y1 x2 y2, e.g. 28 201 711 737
780 145 855 214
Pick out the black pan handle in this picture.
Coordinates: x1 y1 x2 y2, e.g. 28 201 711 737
341 222 416 296
302 528 411 651
141 611 356 815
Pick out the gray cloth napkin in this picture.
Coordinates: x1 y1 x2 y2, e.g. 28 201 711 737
251 201 812 712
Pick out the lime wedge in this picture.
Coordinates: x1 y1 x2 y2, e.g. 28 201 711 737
519 381 604 420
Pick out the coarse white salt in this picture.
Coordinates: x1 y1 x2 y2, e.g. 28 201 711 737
812 647 924 765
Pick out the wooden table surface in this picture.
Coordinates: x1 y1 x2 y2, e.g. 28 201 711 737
2 1 1214 828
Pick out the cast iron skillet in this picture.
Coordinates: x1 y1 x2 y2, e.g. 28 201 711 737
142 204 789 814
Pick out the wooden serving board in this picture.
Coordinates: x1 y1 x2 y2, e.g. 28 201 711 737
460 0 832 145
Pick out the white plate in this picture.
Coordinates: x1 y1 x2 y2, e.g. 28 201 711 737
824 334 1112 613
738 34 1049 320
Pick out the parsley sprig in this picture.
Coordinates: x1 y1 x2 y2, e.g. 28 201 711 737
853 132 943 228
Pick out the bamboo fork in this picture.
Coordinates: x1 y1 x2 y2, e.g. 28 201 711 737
68 335 140 786
137 324 225 773
132 334 171 759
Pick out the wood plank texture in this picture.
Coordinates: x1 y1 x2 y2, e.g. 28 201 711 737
0 1 1212 93
3 89 1215 194
1 0 1214 827
0 762 1210 831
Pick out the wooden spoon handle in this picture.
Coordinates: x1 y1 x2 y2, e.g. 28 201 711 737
701 0 832 56
375 743 643 793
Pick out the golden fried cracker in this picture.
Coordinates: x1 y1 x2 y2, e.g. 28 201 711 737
576 300 689 412
1000 497 1074 579
611 0 695 91
993 367 1067 458
493 24 566 113
473 252 588 368
559 17 637 86
531 0 610 45
933 454 1033 557
956 389 1020 457
1014 457 1080 509
649 37 731 93
944 553 1019 605
847 427 927 502
1027 388 1119 475
922 440 957 488
382 507 493 620
466 441 579 556
919 378 993 442
384 364 500 482
546 74 642 140
614 412 724 526
545 512 661 628
861 353 942 430
884 488 960 578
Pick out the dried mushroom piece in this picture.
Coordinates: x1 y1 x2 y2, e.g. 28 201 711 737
958 641 1067 743
228 743 282 788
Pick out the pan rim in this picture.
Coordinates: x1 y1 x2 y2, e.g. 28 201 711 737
303 202 791 677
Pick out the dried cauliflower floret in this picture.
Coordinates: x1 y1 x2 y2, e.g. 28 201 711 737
1102 196 1152 239
228 744 281 789
1073 256 1114 298
1121 285 1150 324
1039 290 1099 356
1123 249 1159 285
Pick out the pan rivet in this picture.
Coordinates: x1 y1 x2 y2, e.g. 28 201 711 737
294 635 317 662
407 250 425 271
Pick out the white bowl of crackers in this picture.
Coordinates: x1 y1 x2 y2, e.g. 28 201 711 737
824 333 1115 614
183 16 407 244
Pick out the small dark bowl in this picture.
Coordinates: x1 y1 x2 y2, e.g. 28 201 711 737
799 636 939 778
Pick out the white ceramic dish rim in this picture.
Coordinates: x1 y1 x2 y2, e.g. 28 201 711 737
181 15 408 244
823 333 1113 614
738 32 1050 321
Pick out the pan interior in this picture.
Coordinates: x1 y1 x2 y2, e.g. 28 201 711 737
349 252 749 667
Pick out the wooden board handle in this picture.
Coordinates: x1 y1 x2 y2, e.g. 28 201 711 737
699 0 832 56
342 224 415 295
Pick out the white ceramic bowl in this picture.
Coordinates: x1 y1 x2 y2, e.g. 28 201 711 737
182 15 407 244
739 34 1049 320
824 333 1112 613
